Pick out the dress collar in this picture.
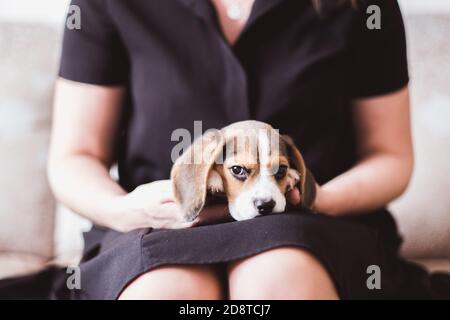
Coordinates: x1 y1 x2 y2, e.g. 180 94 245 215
174 0 287 122
175 0 287 33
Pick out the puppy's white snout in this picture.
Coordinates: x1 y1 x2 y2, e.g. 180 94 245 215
253 198 276 215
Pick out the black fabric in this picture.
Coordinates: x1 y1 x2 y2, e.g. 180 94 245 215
13 0 444 299
0 267 63 300
348 0 409 98
44 211 447 300
59 0 410 189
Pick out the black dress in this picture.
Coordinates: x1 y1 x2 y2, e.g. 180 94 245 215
51 0 440 299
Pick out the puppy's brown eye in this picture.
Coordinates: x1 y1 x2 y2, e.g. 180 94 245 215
274 165 288 180
230 166 249 181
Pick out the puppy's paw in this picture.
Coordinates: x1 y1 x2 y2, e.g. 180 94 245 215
286 168 300 192
207 170 224 194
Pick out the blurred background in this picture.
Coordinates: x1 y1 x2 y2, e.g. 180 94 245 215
0 0 449 279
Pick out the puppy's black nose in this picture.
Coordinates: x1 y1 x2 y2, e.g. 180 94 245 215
254 199 276 215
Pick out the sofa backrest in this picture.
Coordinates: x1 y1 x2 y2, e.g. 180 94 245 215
390 15 450 259
0 23 60 277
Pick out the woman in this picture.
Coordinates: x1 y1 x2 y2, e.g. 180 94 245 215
48 0 435 299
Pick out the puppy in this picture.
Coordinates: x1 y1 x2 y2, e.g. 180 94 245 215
171 121 316 222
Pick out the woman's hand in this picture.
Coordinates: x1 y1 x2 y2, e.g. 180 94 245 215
113 180 231 232
112 180 196 232
286 184 325 214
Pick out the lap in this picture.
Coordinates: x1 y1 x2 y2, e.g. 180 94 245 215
58 210 409 299
97 238 437 301
119 246 339 300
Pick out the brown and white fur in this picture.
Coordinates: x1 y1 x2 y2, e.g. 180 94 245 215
171 121 316 222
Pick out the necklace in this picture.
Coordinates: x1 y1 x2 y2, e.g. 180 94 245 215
221 0 252 20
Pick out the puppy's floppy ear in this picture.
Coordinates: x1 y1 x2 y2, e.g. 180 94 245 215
171 130 225 222
281 135 317 209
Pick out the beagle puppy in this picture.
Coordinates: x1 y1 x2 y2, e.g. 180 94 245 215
171 120 316 222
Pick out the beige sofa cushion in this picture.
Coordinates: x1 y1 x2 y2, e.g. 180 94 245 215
0 254 49 279
390 16 450 259
0 23 60 277
54 205 92 266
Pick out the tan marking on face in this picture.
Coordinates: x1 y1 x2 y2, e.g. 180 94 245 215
211 126 296 220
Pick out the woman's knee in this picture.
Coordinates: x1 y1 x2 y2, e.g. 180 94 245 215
118 265 223 300
227 246 339 300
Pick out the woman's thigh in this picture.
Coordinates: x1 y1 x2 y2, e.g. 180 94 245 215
227 246 339 300
118 264 224 300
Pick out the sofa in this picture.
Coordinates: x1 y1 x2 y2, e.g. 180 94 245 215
0 13 449 281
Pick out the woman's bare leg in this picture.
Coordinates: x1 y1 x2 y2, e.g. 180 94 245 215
228 246 338 300
118 265 223 300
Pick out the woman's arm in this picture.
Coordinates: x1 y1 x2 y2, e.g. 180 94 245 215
48 79 195 232
313 86 414 216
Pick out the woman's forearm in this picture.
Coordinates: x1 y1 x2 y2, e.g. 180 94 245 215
48 153 198 231
48 80 149 231
315 152 413 216
315 87 414 216
48 154 134 230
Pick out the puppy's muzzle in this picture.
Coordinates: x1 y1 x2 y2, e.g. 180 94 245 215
253 198 276 215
